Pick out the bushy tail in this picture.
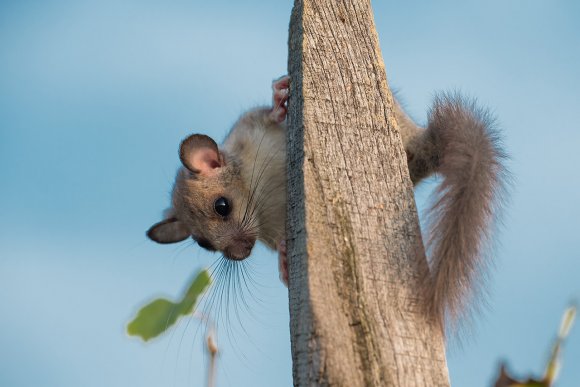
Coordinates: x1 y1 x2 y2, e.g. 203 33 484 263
418 92 509 328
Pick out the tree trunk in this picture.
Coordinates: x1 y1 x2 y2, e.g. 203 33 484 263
286 1 450 386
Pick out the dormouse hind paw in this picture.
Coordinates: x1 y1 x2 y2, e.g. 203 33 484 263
277 239 288 287
270 75 289 124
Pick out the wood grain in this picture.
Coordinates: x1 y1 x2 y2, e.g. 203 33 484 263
286 1 450 385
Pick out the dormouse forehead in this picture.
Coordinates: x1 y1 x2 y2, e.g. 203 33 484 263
172 169 236 216
173 176 211 208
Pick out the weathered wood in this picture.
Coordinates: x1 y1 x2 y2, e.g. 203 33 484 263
286 0 450 385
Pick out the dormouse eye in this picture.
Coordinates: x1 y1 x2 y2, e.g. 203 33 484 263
214 197 231 217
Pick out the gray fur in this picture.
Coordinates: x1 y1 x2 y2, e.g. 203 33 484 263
148 79 509 330
397 92 509 327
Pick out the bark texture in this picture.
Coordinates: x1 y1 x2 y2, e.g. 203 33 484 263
286 1 450 386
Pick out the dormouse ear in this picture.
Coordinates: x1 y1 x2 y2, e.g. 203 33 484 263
147 217 189 244
179 134 224 176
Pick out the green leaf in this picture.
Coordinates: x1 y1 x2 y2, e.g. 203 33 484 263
127 270 211 341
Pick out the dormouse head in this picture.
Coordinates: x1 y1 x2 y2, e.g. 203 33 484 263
147 134 257 260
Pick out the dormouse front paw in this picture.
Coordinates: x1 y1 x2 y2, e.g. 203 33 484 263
270 75 289 124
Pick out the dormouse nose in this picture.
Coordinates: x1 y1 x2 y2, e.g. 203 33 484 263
223 236 256 261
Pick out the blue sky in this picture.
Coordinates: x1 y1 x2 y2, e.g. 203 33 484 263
1 1 579 386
